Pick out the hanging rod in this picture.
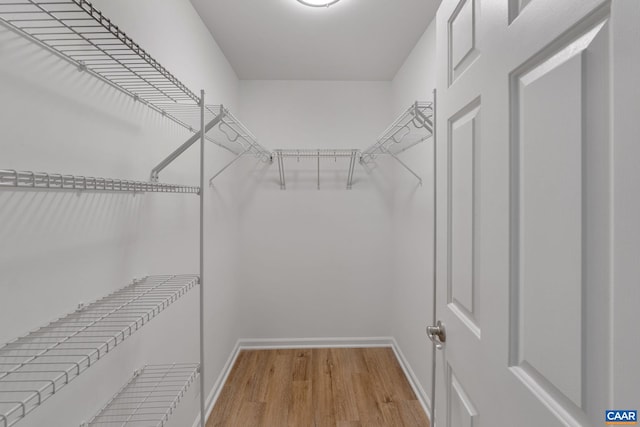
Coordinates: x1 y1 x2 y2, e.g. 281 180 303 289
0 275 198 427
81 364 199 427
360 101 433 184
274 149 359 190
0 169 199 194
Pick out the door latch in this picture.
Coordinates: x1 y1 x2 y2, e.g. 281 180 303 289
426 320 446 350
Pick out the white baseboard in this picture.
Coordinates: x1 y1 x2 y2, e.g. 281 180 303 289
192 336 431 426
190 340 241 427
389 337 432 419
238 336 395 349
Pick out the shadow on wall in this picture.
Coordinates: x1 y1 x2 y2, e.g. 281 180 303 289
0 189 143 344
231 152 398 217
0 26 190 147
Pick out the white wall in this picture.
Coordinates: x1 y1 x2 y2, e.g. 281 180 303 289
389 20 438 408
235 80 396 341
1 0 441 422
0 0 240 425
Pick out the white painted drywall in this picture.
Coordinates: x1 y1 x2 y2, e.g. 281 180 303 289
389 20 438 408
0 0 241 425
235 80 396 341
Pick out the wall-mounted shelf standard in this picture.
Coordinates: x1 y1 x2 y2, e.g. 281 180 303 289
0 169 200 194
0 274 198 427
361 101 434 184
82 364 199 427
274 149 358 190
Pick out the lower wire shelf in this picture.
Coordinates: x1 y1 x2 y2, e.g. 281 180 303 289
0 275 198 427
82 363 199 427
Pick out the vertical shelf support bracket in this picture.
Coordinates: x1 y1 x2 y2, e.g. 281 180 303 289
198 90 206 427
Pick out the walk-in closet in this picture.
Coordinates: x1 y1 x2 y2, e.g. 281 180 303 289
1 0 638 426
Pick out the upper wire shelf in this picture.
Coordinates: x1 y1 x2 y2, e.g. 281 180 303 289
0 274 198 427
82 363 199 427
360 101 434 184
0 0 213 142
361 101 433 161
0 169 200 194
214 106 272 162
0 0 198 105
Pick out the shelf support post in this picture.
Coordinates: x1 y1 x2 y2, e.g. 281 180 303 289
199 90 206 427
317 150 320 190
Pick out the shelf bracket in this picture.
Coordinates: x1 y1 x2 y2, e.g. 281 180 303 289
347 151 357 189
150 109 225 181
277 151 286 190
208 149 250 185
386 149 422 185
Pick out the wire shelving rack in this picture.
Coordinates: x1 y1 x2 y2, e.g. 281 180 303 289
0 3 263 427
82 364 199 427
274 149 359 190
0 0 198 106
150 104 272 184
0 169 200 194
0 275 198 427
361 101 434 184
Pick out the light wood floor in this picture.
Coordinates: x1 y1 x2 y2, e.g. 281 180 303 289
206 347 430 427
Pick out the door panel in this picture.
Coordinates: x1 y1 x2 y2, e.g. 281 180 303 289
447 367 478 427
434 0 637 426
448 0 479 85
448 99 481 338
509 12 611 418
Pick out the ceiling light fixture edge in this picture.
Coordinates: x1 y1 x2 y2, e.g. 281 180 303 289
296 0 341 8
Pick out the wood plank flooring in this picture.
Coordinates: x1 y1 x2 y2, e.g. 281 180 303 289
206 347 430 427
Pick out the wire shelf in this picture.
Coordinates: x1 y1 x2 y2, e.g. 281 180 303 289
0 0 198 105
83 364 199 427
216 106 271 162
274 148 359 190
360 101 434 184
361 101 434 161
275 149 359 158
0 169 199 194
0 275 198 427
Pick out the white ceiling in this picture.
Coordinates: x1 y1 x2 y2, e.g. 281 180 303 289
190 0 440 81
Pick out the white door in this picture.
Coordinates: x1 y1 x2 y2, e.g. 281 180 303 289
431 0 640 426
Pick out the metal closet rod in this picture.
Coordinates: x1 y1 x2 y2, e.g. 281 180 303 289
0 169 199 194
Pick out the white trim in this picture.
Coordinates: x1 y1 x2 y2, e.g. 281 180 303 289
389 337 432 419
238 336 395 349
192 337 432 426
190 340 241 427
